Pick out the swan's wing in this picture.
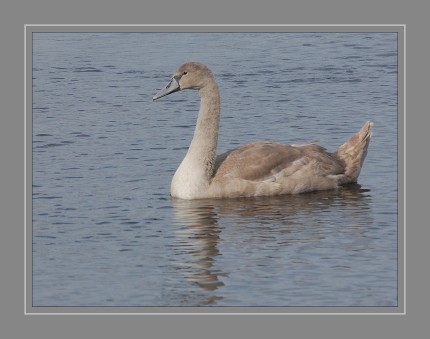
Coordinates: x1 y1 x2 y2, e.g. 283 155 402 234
213 141 344 182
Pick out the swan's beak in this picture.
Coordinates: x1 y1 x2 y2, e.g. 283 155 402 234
153 77 180 100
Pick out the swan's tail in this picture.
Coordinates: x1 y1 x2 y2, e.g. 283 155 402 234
333 121 373 185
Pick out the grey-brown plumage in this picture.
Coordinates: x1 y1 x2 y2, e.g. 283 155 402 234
153 62 373 199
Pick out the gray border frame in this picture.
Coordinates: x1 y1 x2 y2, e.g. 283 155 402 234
25 25 405 315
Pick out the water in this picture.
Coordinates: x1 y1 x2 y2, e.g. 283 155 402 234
32 32 398 307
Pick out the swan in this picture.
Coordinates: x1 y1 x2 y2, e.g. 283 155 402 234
153 62 373 200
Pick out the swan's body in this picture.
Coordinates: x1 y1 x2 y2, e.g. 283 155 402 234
153 62 373 200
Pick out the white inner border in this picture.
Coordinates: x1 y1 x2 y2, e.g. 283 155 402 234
24 24 406 315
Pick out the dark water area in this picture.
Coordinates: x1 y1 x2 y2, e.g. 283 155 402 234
32 32 398 307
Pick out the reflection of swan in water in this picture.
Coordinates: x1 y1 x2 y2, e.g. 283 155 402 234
171 184 372 304
173 199 225 298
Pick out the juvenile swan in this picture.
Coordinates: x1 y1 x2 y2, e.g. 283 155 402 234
153 62 373 200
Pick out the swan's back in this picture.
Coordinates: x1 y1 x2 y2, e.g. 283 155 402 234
213 142 343 181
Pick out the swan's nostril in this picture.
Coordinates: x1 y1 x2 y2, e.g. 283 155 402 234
153 77 181 100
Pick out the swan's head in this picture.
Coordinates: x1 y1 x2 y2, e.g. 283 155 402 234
153 62 214 100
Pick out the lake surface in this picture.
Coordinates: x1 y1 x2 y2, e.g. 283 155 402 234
31 32 398 307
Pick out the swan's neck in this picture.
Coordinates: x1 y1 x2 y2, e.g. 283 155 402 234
171 82 220 199
189 83 220 175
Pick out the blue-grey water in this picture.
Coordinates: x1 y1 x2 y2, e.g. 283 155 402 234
32 32 398 307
